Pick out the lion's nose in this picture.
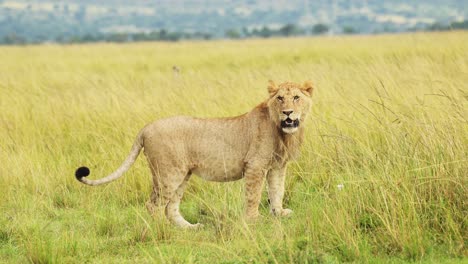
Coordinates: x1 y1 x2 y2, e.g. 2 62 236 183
282 110 293 116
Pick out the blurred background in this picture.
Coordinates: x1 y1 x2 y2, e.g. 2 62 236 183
1 0 467 44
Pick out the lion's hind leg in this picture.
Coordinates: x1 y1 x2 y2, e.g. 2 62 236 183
165 174 203 229
146 165 200 228
145 163 163 216
146 185 161 216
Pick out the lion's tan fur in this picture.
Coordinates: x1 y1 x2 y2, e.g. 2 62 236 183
77 81 313 228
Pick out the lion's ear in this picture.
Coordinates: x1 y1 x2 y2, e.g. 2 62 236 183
302 81 314 96
267 80 278 96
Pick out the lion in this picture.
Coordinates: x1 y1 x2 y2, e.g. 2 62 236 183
75 80 314 228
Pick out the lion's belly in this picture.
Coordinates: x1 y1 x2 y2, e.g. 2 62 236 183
191 156 245 182
144 115 252 182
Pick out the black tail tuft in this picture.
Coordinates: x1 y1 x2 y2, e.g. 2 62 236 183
75 166 90 181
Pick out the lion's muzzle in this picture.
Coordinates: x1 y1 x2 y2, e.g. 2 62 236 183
281 117 299 128
280 117 300 133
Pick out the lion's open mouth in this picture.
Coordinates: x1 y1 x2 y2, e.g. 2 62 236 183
281 118 300 129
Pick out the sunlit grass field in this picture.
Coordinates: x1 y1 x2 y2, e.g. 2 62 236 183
0 32 467 263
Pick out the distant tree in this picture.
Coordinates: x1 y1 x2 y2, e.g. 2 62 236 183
69 36 84 43
343 26 357 34
167 32 181 41
82 34 98 42
450 20 468 29
106 33 129 43
427 22 446 31
147 31 161 40
159 29 167 39
279 23 301 36
190 32 204 39
133 33 149 41
225 29 241 39
55 34 67 43
242 27 250 37
382 25 396 33
190 32 210 40
2 33 26 45
259 26 273 38
312 24 329 34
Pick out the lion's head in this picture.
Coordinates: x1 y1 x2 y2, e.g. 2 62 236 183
266 80 314 134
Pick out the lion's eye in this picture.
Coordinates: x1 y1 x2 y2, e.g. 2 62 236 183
277 96 284 102
293 95 300 101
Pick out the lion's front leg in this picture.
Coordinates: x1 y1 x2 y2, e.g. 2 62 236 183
267 167 292 217
244 163 267 220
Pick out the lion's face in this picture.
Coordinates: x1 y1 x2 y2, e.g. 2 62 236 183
266 81 313 134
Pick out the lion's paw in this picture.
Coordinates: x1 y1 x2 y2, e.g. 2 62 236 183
272 208 293 217
245 212 263 222
185 223 204 229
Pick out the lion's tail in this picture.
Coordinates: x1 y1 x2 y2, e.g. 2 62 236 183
75 131 144 186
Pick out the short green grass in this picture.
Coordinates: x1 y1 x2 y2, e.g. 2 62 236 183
0 32 467 263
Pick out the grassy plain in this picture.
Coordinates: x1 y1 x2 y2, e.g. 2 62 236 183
0 32 467 263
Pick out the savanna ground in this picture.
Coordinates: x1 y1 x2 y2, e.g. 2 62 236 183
0 32 467 263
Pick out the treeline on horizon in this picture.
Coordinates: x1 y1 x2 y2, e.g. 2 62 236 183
2 20 468 45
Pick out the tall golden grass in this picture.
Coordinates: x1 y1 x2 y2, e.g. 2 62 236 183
0 32 467 263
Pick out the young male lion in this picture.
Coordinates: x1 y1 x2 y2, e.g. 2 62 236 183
75 80 314 228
